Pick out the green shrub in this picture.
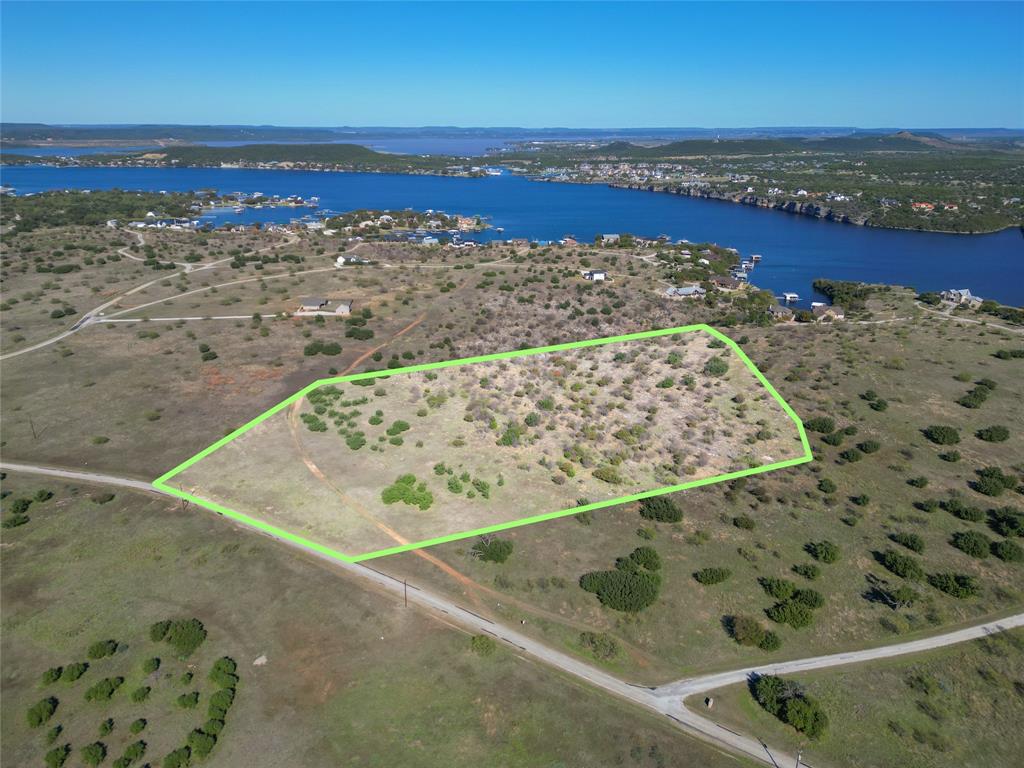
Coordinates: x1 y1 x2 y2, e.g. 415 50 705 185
992 539 1024 562
881 549 925 580
42 666 63 684
923 425 960 445
693 567 732 585
733 514 756 530
817 478 836 494
792 589 825 609
989 507 1024 537
129 719 147 734
44 744 70 768
162 618 207 657
209 657 239 689
149 620 171 642
61 662 88 682
890 532 925 553
976 425 1010 442
729 616 781 651
839 448 862 462
943 497 984 522
928 572 980 598
766 600 814 629
638 496 682 523
858 440 881 454
177 691 200 709
804 416 835 434
759 577 796 600
703 357 729 376
130 686 150 703
142 657 160 675
380 474 434 510
792 563 820 580
470 536 513 564
580 547 662 613
578 631 621 660
188 729 217 759
973 466 1018 497
27 697 58 727
87 639 117 660
951 530 991 558
806 540 840 563
84 677 124 702
162 746 191 768
592 466 624 484
470 635 496 656
752 676 828 739
81 742 107 767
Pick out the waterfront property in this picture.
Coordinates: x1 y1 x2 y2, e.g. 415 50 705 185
1 165 1022 309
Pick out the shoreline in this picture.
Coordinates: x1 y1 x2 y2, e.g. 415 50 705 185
2 158 1021 237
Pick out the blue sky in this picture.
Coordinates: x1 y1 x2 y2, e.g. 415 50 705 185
2 1 1021 128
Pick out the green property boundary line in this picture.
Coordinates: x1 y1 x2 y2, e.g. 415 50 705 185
153 324 813 562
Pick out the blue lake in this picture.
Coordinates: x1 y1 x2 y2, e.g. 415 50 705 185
2 164 1021 307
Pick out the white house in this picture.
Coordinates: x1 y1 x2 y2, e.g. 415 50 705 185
940 288 982 307
583 270 607 281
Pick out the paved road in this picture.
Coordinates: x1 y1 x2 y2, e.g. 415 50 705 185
4 459 1022 768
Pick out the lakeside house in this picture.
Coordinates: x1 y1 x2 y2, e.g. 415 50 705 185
812 305 846 323
767 304 794 321
665 285 706 299
600 234 620 245
710 276 743 291
940 288 983 307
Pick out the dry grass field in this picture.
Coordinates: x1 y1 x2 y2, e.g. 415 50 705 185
168 330 803 558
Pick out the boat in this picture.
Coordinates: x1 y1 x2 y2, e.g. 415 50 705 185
782 292 800 302
233 206 244 214
751 254 762 262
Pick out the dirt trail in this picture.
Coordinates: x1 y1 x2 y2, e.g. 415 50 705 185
282 310 490 606
281 307 667 669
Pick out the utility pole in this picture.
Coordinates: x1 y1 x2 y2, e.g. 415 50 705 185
29 416 37 440
795 749 803 768
404 579 408 608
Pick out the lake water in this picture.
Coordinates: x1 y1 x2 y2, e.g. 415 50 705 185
2 164 1021 307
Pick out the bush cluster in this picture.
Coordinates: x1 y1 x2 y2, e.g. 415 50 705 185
752 675 828 739
580 547 662 613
